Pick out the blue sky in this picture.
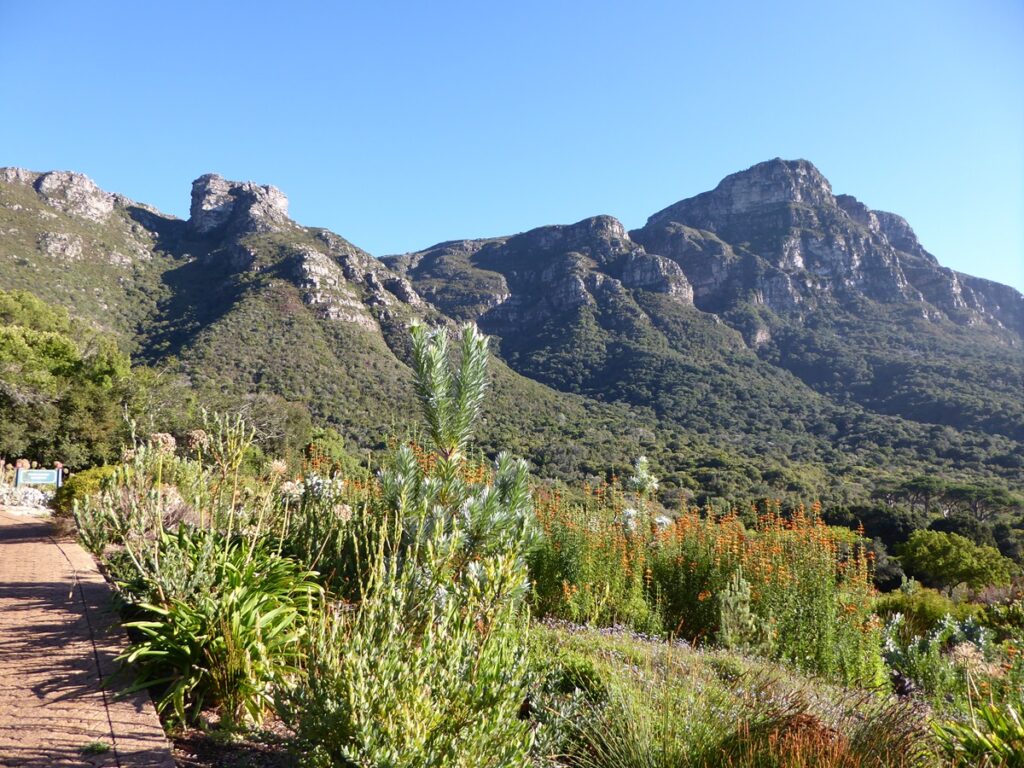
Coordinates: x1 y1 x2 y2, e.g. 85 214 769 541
2 1 1022 290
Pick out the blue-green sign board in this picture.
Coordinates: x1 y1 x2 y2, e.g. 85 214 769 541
15 468 62 487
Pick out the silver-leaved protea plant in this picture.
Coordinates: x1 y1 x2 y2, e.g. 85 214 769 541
287 322 536 768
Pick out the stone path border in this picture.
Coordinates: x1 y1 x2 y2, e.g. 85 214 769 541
0 507 175 767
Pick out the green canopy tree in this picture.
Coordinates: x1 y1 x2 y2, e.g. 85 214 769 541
0 289 132 467
899 530 1017 590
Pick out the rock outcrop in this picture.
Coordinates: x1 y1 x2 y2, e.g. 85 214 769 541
387 215 695 339
0 168 116 222
632 158 1023 334
188 173 291 236
620 250 693 300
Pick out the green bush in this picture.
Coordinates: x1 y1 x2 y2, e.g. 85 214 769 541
74 418 318 730
875 584 979 639
541 651 609 704
564 669 933 768
718 569 775 656
54 465 116 515
981 599 1024 643
288 521 533 768
935 691 1024 767
119 529 320 728
900 530 1017 590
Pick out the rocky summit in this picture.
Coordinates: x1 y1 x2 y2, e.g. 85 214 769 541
188 173 291 236
631 159 1023 333
1 159 1022 501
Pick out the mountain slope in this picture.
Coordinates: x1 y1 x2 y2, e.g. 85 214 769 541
631 159 1024 443
385 159 1023 489
2 160 1021 503
0 168 696 485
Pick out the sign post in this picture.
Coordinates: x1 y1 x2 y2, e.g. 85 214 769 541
14 468 62 488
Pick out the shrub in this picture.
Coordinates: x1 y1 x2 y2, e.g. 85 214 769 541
717 691 935 768
75 418 313 729
934 690 1024 767
981 598 1024 643
120 531 320 728
529 482 661 633
900 530 1017 590
288 519 533 768
875 584 979 639
54 465 116 515
567 685 730 767
718 569 775 656
284 323 536 767
882 613 996 708
651 503 884 684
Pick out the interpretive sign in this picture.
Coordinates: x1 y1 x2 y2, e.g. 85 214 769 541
14 468 62 488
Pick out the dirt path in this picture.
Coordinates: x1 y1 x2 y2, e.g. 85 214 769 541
0 507 174 767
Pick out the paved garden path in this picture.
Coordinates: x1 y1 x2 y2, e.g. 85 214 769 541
0 507 175 767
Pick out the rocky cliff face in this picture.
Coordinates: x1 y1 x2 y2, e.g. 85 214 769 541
387 214 693 338
631 158 1023 336
188 173 292 236
0 168 428 346
0 168 118 223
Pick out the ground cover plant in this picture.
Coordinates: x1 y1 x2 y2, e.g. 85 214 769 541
529 623 938 768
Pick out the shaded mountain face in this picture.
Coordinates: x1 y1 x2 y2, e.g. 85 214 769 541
629 159 1024 444
2 160 1022 502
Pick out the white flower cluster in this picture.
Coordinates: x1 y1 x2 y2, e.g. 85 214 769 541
279 481 303 502
621 507 638 533
304 474 346 502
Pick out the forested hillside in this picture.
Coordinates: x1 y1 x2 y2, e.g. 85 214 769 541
2 161 1021 514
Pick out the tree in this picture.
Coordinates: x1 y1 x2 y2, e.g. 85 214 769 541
0 289 133 467
929 514 997 549
942 483 1023 522
872 475 949 516
899 530 1017 590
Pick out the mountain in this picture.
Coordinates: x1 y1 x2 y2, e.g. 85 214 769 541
386 160 1023 481
1 159 1021 504
631 160 1023 443
0 167 662 481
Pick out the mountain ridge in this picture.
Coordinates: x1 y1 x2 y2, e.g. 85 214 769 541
2 159 1021 503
